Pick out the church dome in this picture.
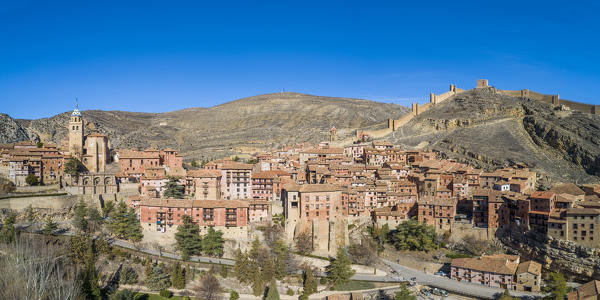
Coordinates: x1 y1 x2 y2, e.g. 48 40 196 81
71 108 81 116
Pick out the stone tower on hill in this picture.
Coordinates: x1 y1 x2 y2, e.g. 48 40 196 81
330 126 338 142
66 106 110 173
68 107 84 159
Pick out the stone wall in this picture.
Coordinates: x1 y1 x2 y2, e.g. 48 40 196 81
0 194 79 211
382 84 466 136
498 89 598 115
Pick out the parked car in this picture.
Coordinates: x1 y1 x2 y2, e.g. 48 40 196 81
431 288 449 297
410 277 417 282
434 271 448 277
440 289 449 297
421 288 431 297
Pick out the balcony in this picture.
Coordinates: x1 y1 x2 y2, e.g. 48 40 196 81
226 220 237 227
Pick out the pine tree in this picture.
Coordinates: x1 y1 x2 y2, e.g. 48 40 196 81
145 264 171 291
175 215 203 257
126 206 143 242
171 262 186 289
202 227 224 257
73 200 89 233
163 176 185 198
119 266 139 285
234 250 254 283
265 279 280 300
273 239 293 279
109 201 143 242
394 282 416 300
302 266 318 297
79 240 101 299
64 157 84 176
0 213 17 243
43 216 58 235
262 252 276 283
326 247 356 287
102 200 115 218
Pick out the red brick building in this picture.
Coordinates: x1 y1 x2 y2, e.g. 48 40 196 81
139 198 249 238
528 191 556 234
417 196 456 232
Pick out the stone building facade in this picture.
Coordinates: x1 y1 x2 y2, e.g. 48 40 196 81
139 198 249 239
66 108 110 173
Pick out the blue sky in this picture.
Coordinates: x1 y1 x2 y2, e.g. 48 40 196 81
1 0 599 119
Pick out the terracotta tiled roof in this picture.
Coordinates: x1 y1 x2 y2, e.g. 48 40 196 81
550 183 585 196
140 198 249 208
299 184 342 193
451 256 519 275
530 191 556 200
568 280 600 300
118 149 160 159
186 169 221 178
418 196 455 207
516 260 542 276
221 162 254 170
566 208 600 216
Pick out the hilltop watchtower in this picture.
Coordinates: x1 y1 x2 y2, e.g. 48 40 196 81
477 79 489 88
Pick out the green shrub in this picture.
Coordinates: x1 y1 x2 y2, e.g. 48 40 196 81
25 174 38 186
220 265 229 278
230 290 240 300
286 288 294 296
158 289 173 298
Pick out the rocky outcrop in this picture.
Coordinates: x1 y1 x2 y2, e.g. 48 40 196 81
389 88 600 186
0 113 35 144
498 229 600 282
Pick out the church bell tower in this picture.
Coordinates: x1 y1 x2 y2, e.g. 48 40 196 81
68 102 84 159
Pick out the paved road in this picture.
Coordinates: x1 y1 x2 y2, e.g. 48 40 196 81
382 259 544 299
9 223 547 297
109 237 236 266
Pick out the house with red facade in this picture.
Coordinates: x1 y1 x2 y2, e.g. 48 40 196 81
139 198 249 239
417 196 456 232
451 254 520 290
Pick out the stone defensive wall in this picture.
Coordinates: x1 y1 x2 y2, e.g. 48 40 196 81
356 79 597 141
356 84 466 139
385 84 466 132
497 87 599 115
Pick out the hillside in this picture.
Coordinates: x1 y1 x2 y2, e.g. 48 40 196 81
387 87 600 186
0 113 30 144
5 92 410 159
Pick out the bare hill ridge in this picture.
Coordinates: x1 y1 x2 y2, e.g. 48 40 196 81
3 90 599 185
5 92 410 158
388 88 600 186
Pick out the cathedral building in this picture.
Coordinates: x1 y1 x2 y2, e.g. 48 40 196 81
66 107 110 173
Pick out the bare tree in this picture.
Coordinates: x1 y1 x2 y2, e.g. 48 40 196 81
193 273 222 300
295 229 313 255
0 235 81 300
151 242 164 257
